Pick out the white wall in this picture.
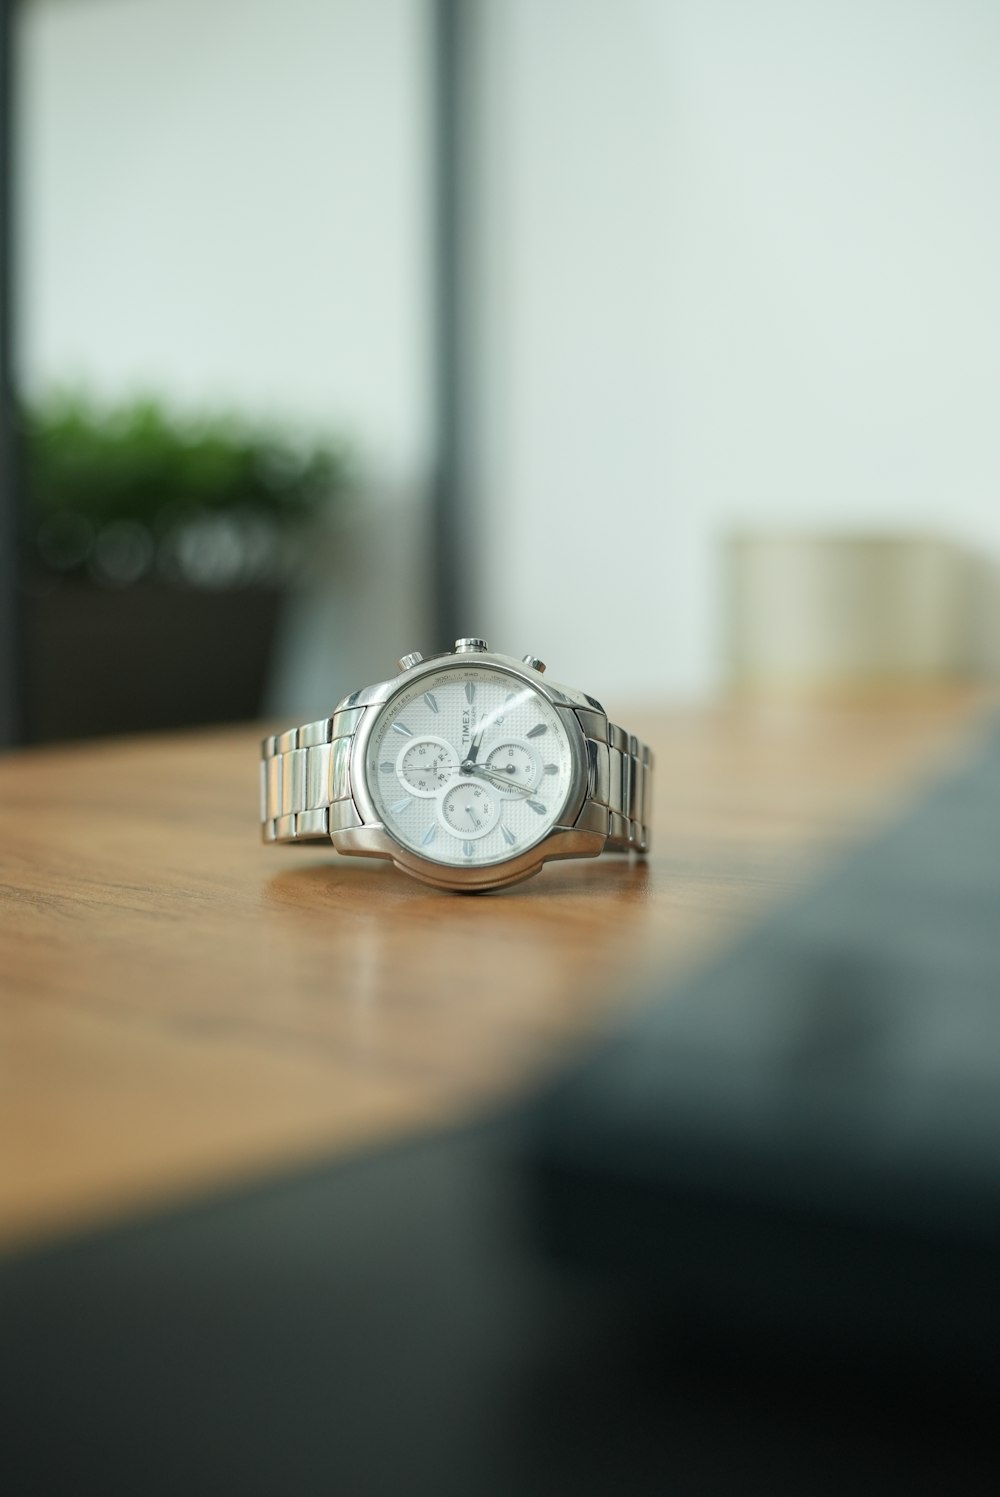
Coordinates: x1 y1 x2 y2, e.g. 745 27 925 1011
470 0 1000 700
19 0 434 711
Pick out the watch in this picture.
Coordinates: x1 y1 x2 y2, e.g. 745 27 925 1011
260 639 653 891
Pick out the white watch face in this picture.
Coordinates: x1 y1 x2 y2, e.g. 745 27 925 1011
365 664 576 868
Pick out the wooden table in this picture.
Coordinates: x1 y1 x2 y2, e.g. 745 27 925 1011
0 691 988 1251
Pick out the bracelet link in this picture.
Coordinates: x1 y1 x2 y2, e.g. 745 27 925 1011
261 710 364 843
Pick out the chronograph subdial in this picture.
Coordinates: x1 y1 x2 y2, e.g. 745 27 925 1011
483 740 543 796
396 735 459 797
438 780 500 841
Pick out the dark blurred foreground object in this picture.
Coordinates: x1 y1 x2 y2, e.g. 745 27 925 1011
3 723 999 1495
525 718 1000 1366
21 392 351 741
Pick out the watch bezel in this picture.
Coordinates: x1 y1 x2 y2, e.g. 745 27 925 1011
347 651 593 890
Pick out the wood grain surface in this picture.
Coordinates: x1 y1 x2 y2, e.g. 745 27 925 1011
0 691 989 1249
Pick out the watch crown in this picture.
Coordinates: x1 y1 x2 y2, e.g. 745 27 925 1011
397 651 424 671
521 654 546 674
454 638 489 654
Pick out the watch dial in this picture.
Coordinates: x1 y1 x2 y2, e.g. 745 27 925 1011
365 664 575 867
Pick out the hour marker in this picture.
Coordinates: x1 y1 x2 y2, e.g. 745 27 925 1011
504 692 515 704
420 823 437 846
543 763 558 775
527 800 547 815
463 840 474 857
526 723 547 738
465 682 476 704
392 722 413 737
424 692 439 714
380 761 394 774
500 825 516 846
390 796 413 815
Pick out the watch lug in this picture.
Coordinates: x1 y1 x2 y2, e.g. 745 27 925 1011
337 676 397 711
574 706 610 744
573 800 612 838
537 673 607 714
330 798 363 834
331 824 396 860
539 827 607 862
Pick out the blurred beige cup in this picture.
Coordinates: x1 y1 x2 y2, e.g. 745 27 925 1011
724 533 969 694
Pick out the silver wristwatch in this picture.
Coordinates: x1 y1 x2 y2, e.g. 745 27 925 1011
260 639 653 891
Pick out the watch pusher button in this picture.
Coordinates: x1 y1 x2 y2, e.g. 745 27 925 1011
521 655 546 674
454 638 489 653
397 651 424 672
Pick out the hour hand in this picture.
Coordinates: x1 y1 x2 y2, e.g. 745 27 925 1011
464 724 487 766
463 702 512 765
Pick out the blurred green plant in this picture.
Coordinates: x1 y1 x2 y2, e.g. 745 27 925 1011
23 391 352 588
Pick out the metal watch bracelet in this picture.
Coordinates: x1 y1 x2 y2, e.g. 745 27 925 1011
261 706 652 854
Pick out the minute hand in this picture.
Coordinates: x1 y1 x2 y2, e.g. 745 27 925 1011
464 765 538 797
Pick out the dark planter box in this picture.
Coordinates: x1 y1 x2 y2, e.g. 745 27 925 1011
25 581 284 742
